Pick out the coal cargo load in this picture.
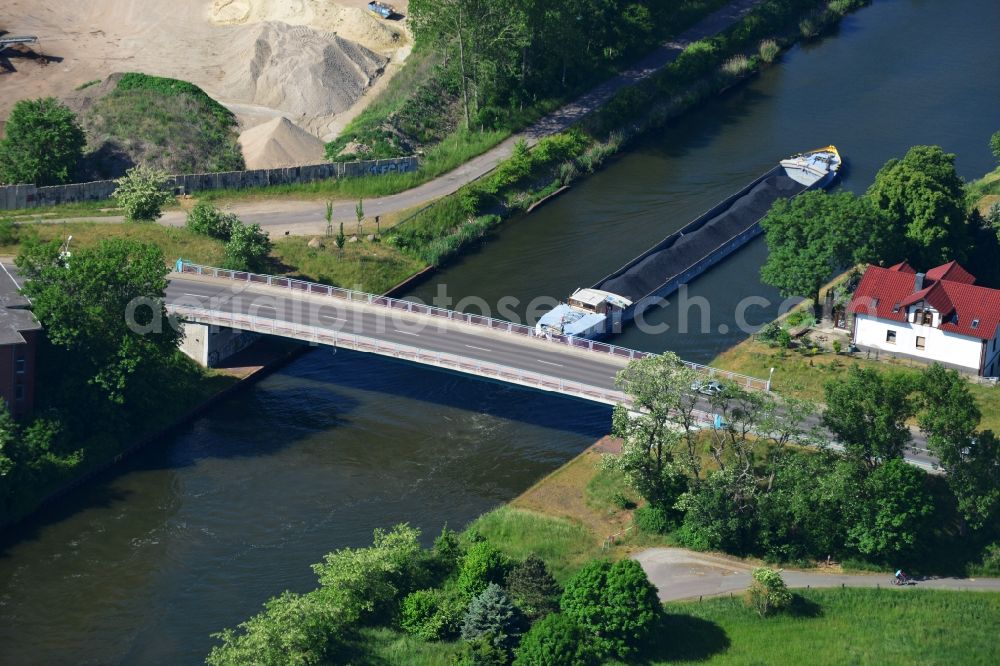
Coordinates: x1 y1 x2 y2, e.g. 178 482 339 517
598 173 805 302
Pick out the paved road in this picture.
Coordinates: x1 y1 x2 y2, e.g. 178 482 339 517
634 548 1000 602
168 273 633 393
41 0 764 236
166 272 938 469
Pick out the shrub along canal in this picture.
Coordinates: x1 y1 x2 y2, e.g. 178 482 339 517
2 1 999 662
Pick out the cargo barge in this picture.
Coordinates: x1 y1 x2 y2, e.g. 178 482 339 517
536 146 842 338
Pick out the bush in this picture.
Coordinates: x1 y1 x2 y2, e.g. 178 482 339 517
504 554 561 621
458 541 512 599
206 590 340 666
112 165 174 221
745 567 793 617
311 524 423 625
455 636 511 666
461 583 525 650
513 613 596 666
559 559 662 659
400 588 463 641
759 38 781 63
0 97 86 186
0 218 20 245
186 201 237 240
611 491 637 510
633 505 672 534
721 54 753 76
223 221 272 272
431 525 465 577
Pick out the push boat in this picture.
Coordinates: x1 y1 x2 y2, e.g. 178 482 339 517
535 146 842 339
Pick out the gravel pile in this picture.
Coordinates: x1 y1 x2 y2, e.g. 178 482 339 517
599 173 805 301
222 21 388 119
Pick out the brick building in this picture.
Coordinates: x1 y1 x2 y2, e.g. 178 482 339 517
0 267 41 418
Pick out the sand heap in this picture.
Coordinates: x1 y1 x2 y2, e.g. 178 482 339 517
221 22 388 120
239 116 327 169
212 0 406 53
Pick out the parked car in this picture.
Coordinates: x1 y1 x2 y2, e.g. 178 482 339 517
690 380 725 396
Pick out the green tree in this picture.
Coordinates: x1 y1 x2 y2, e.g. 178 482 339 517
745 567 792 617
676 467 759 554
223 221 272 272
760 191 880 307
400 588 463 641
16 238 179 404
311 523 423 624
504 554 561 621
822 366 914 470
611 353 700 504
431 525 465 576
990 130 1000 162
206 590 339 666
0 97 85 185
461 583 525 650
514 613 596 666
846 458 933 561
916 366 999 530
756 453 851 562
866 145 971 265
112 165 174 221
458 540 511 599
186 201 237 240
559 559 662 659
355 199 365 237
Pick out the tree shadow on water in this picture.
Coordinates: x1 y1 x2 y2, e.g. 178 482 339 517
638 613 730 663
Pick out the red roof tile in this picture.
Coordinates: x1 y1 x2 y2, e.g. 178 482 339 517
926 260 976 285
848 263 1000 340
887 261 916 274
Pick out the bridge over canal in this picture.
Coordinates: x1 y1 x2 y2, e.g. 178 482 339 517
167 262 768 407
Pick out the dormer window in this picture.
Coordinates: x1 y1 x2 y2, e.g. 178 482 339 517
892 303 901 313
972 319 980 329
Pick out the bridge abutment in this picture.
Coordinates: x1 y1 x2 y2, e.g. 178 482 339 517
178 322 259 368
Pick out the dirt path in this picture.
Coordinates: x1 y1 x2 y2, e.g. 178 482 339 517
634 547 1000 602
41 0 763 236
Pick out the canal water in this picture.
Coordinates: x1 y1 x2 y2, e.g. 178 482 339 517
2 1 999 663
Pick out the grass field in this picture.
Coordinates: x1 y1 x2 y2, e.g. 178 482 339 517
354 587 1000 665
642 588 1000 666
712 337 1000 432
0 221 426 294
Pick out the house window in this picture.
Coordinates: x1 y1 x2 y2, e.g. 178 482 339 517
886 330 897 344
14 384 24 401
15 358 25 374
916 336 926 350
923 311 933 325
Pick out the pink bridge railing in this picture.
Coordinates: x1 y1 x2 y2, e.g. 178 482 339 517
173 261 769 391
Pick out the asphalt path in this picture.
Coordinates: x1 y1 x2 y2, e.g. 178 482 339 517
166 273 938 469
40 0 765 235
634 548 1000 602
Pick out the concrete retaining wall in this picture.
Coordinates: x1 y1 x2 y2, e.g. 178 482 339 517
0 156 419 210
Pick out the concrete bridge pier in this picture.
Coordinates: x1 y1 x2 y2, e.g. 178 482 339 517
178 321 259 368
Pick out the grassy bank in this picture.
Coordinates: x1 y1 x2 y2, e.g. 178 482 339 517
711 337 1000 431
652 588 1000 665
0 220 424 294
968 164 1000 214
349 588 1000 666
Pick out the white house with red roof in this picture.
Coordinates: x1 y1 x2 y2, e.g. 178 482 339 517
848 261 1000 377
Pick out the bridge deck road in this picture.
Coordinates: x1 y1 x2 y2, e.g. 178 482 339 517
166 274 632 392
